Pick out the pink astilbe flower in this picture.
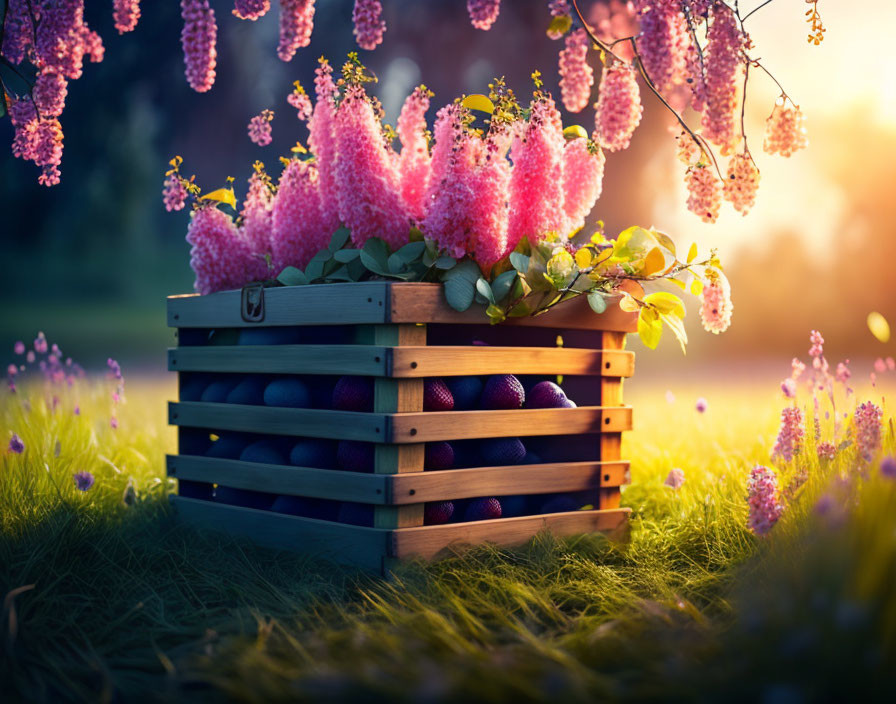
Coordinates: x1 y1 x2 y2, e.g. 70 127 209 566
507 96 566 251
181 0 217 93
1 0 34 65
233 0 271 21
561 137 605 235
33 72 69 118
854 401 883 464
308 59 340 227
333 85 408 249
685 163 721 223
353 0 386 51
186 205 266 295
747 465 783 537
700 3 744 155
547 0 571 39
772 406 805 462
163 173 188 212
240 166 275 259
723 153 760 215
593 63 642 152
271 159 335 272
699 273 733 334
763 99 808 157
248 109 274 146
558 29 594 113
635 0 689 94
277 0 315 62
113 0 141 34
467 0 501 30
817 442 836 461
396 86 433 222
467 135 511 268
664 467 685 489
422 104 481 258
287 82 313 121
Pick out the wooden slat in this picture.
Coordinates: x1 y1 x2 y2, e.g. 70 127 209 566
169 345 389 375
389 282 637 332
390 508 631 560
168 401 387 441
168 282 390 328
600 331 628 510
172 496 390 570
388 461 630 504
389 406 631 443
389 346 635 378
166 455 389 504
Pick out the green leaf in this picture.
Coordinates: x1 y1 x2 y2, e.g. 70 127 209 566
393 240 426 263
587 290 608 314
328 227 351 251
546 14 572 37
276 266 308 286
490 270 517 303
507 301 532 318
360 238 390 275
509 252 530 274
408 227 425 242
476 277 495 304
442 259 482 312
305 259 325 281
435 256 457 270
485 304 506 324
333 248 361 263
346 257 368 281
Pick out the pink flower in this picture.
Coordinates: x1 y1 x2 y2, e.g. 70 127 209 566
186 204 266 295
271 159 334 272
547 0 571 39
507 95 566 251
809 329 824 358
837 361 853 383
791 357 806 379
700 3 744 155
7 364 17 377
113 0 142 34
881 456 896 479
468 133 511 268
73 471 95 491
747 465 783 537
781 378 797 399
181 0 217 92
764 99 808 157
593 63 643 152
248 109 274 146
468 0 501 30
816 441 836 461
887 357 895 371
699 274 733 334
33 71 69 118
277 0 315 62
635 0 689 94
723 153 760 215
854 401 883 464
333 84 408 249
685 163 721 223
561 138 605 236
664 467 685 489
353 0 386 51
287 82 313 121
1 0 34 65
772 406 804 462
873 358 887 374
695 397 708 413
14 341 25 355
8 433 24 454
396 86 433 223
163 173 188 212
110 417 119 429
240 166 275 260
233 0 270 21
308 59 340 228
34 332 48 355
587 0 638 62
558 29 594 113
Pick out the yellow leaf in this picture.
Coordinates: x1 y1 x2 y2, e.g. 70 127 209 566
687 242 698 263
638 309 663 349
643 247 666 276
574 247 593 269
619 293 641 313
690 278 704 296
546 14 572 37
668 278 686 290
563 125 589 141
200 188 237 209
868 312 891 343
461 94 495 114
643 291 685 318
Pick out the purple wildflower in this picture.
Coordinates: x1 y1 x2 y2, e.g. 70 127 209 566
771 406 804 462
664 467 685 489
8 433 25 454
14 341 25 355
854 401 883 463
747 465 783 537
695 397 708 413
34 332 48 354
816 442 836 461
110 417 119 429
881 456 896 479
73 471 95 491
781 378 796 398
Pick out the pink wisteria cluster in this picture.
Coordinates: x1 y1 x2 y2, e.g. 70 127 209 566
747 465 783 537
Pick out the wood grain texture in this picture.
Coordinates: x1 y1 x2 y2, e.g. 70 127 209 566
389 406 632 443
172 496 390 570
166 455 389 504
388 461 630 504
168 402 388 441
600 331 628 510
168 282 390 328
390 508 631 560
169 345 389 376
389 283 638 332
389 346 635 378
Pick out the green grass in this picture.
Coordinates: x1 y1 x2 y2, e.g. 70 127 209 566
2 375 895 702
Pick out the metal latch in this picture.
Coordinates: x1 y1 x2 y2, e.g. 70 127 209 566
241 283 265 323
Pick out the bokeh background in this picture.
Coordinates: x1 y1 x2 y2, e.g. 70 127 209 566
1 0 893 380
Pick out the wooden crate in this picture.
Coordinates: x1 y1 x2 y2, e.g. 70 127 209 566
167 281 636 572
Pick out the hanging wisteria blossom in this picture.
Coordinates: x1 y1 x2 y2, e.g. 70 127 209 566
233 0 271 21
181 0 218 93
353 0 387 51
558 28 593 113
113 0 142 34
468 0 502 31
593 63 642 152
278 0 316 62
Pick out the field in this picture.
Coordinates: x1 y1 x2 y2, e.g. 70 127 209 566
2 368 895 703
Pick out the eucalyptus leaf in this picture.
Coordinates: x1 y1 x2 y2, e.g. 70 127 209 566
328 227 351 251
435 256 457 270
587 290 608 314
394 240 426 263
305 259 325 281
276 266 308 287
475 278 495 304
509 252 529 274
360 238 390 275
333 248 361 263
408 227 425 242
387 252 407 275
441 259 482 312
346 257 368 281
490 270 517 303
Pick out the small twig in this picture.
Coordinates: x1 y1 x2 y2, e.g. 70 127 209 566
741 0 776 23
748 56 796 105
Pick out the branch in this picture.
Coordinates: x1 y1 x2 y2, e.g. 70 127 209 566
742 0 776 23
570 0 627 65
748 56 796 104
